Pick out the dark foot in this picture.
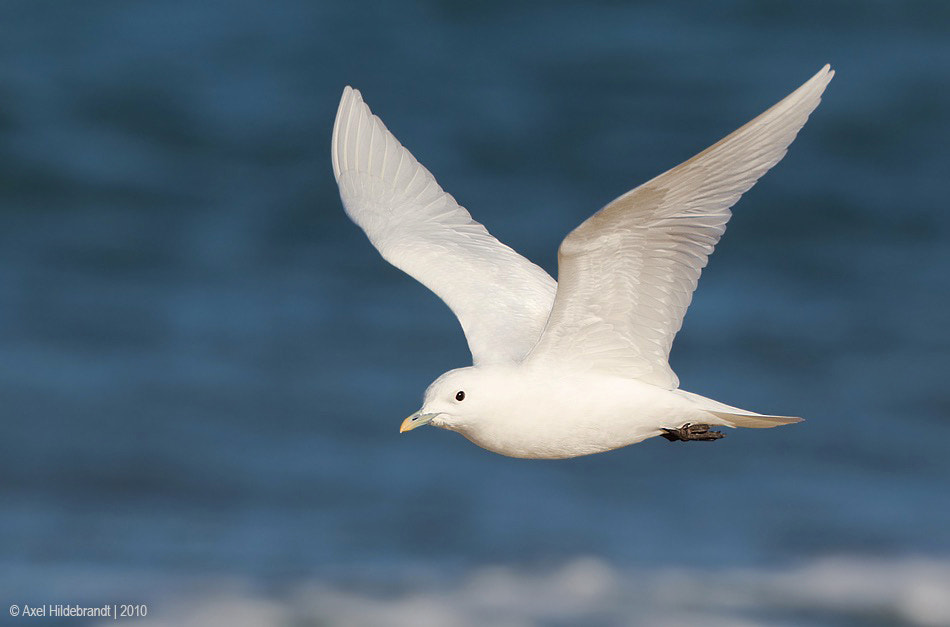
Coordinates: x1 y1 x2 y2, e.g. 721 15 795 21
660 423 725 442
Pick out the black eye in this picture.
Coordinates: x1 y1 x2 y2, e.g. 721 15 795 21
455 390 465 402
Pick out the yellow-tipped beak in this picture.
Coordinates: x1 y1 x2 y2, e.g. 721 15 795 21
400 412 440 433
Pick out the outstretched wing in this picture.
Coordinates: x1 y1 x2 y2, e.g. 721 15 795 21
333 87 557 365
526 65 834 388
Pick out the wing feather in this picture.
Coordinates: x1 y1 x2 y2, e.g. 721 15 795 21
333 87 557 365
526 65 834 388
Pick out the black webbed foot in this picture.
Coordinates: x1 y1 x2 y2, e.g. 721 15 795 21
660 423 725 442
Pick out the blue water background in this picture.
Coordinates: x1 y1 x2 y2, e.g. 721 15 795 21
1 1 948 624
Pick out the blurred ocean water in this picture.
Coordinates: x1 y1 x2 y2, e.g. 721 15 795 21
1 1 949 625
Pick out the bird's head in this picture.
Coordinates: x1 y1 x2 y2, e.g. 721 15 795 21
400 367 493 434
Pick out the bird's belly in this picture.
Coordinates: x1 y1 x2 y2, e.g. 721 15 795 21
457 391 689 459
467 427 661 460
458 418 661 459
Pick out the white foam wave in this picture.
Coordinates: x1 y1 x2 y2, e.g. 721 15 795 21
78 556 950 627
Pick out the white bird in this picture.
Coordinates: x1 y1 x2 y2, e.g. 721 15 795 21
332 65 833 459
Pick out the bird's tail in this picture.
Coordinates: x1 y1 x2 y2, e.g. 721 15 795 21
706 410 802 429
676 389 803 429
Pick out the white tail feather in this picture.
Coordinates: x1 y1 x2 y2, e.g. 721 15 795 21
676 389 802 429
707 410 803 429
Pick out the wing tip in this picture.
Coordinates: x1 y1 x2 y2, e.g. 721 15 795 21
807 63 835 97
341 84 362 103
332 85 368 179
751 63 833 135
795 63 834 94
797 63 835 123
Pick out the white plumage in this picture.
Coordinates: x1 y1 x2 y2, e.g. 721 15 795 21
333 89 556 365
333 65 834 459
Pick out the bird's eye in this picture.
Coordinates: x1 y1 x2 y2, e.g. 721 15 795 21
455 390 465 402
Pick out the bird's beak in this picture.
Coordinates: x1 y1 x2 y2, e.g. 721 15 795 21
400 411 440 433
